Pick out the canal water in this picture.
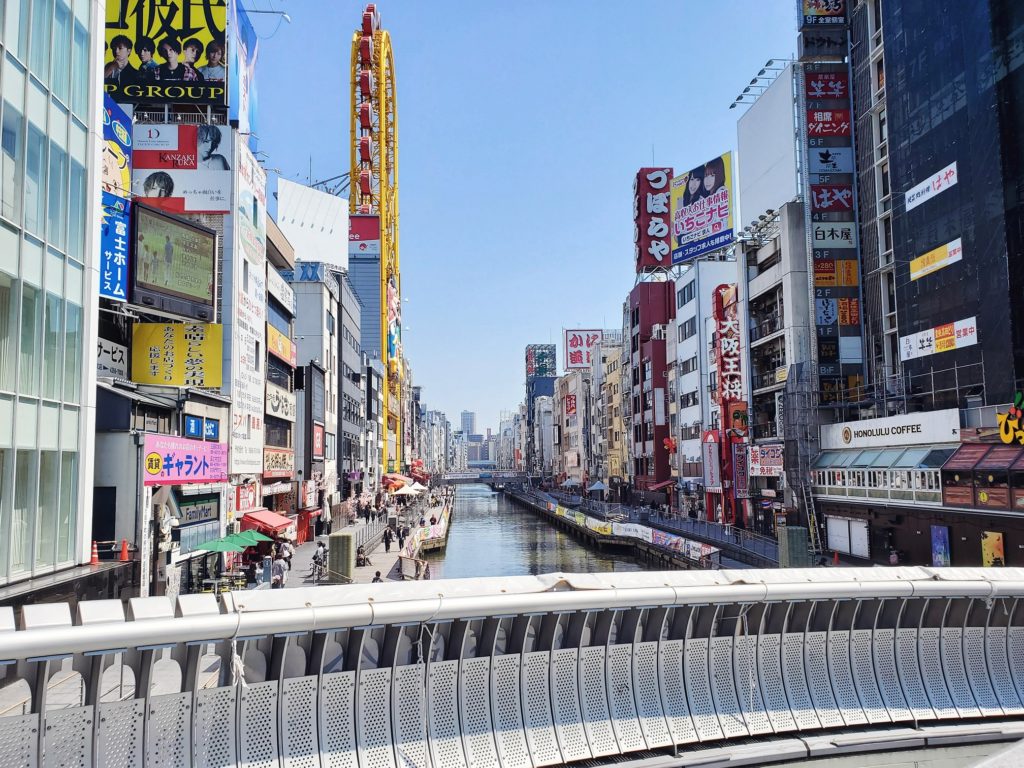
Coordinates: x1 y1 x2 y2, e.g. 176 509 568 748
422 484 643 579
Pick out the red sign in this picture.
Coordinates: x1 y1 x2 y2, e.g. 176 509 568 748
811 184 854 211
236 481 262 513
312 423 325 460
564 329 602 370
805 70 848 99
714 284 743 404
806 109 851 136
565 394 577 415
633 166 674 273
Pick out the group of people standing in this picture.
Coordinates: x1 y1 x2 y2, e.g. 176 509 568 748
105 33 226 87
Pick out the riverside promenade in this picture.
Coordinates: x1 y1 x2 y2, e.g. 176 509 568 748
286 487 454 586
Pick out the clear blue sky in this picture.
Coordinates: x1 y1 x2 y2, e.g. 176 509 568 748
251 1 797 434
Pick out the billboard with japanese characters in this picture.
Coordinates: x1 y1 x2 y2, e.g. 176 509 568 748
713 285 743 403
670 152 734 264
100 95 133 302
132 124 232 214
525 344 556 378
564 329 602 370
633 167 674 272
131 322 223 387
899 317 978 362
104 0 227 105
142 434 228 486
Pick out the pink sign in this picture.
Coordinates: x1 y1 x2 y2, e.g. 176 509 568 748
143 434 228 486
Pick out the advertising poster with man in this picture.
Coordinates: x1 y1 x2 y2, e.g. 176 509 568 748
104 0 227 104
131 124 232 214
670 152 735 264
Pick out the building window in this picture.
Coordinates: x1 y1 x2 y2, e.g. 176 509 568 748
676 280 695 308
681 317 697 340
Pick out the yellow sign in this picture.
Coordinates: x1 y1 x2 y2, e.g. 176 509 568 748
131 323 223 387
910 238 963 281
267 323 296 366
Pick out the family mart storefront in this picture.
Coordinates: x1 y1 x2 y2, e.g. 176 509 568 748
811 410 961 565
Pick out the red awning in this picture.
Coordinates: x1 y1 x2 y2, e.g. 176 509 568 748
975 445 1023 471
649 479 676 491
942 444 992 472
241 509 294 534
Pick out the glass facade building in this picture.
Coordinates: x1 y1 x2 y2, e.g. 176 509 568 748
0 0 99 585
883 0 1024 407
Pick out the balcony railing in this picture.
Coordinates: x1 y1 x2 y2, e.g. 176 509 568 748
752 422 779 440
749 313 782 343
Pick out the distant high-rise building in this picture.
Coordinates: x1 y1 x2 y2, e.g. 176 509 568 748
461 410 476 437
525 344 558 473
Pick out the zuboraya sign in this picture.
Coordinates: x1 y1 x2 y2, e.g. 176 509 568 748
820 409 960 450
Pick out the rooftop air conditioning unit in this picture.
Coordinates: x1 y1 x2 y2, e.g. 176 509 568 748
652 324 667 340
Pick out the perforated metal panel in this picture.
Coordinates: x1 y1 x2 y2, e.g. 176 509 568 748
850 629 889 724
520 651 561 766
781 632 820 731
579 645 619 757
826 631 866 726
282 675 320 768
940 627 980 718
147 692 191 767
427 660 467 768
657 639 698 745
490 654 531 768
917 627 957 719
321 672 358 768
606 643 645 752
964 627 1002 716
1009 626 1024 708
683 637 724 741
734 635 771 735
757 633 796 733
357 668 397 768
393 665 429 768
549 648 591 763
873 628 911 722
42 705 93 768
0 713 38 768
193 686 237 768
459 657 500 768
986 627 1023 714
895 628 935 720
239 681 281 768
97 698 144 768
709 636 746 738
632 641 671 747
804 631 842 729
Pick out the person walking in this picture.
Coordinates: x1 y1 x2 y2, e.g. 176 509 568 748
383 526 393 553
279 538 293 570
397 526 407 550
271 553 287 589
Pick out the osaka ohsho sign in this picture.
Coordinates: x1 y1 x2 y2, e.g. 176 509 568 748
634 167 674 272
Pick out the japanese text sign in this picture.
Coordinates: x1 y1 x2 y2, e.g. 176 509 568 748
97 339 129 378
899 316 977 362
670 152 734 264
910 238 963 281
565 394 577 416
804 71 849 99
312 423 325 460
806 109 851 136
143 434 227 486
905 161 958 212
713 284 743 403
100 193 131 302
800 0 847 26
563 329 603 370
132 124 232 214
633 167 674 272
131 322 223 387
748 444 785 477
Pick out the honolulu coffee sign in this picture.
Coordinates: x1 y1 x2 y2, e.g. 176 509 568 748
821 409 960 450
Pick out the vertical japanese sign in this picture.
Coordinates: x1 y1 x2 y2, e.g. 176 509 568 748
669 152 734 264
563 329 603 370
131 322 223 387
100 95 132 301
227 142 267 474
714 285 743 404
565 394 577 416
801 15 863 403
229 0 259 149
633 167 674 272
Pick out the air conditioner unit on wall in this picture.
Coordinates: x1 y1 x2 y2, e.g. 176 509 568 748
652 325 666 340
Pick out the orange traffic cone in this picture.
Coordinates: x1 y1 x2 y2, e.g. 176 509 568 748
90 541 99 566
119 539 129 562
833 550 840 566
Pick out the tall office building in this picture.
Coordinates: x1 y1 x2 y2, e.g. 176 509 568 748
524 343 557 473
460 410 476 438
0 0 107 600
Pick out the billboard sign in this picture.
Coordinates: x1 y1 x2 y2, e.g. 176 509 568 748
265 382 296 422
312 423 325 461
565 394 577 416
713 284 743 403
812 222 857 248
910 238 963 281
670 152 734 264
806 109 851 136
633 167 674 272
102 94 132 199
228 0 258 148
263 448 294 479
564 329 602 370
100 95 133 302
800 0 847 26
132 124 232 214
97 339 129 378
266 267 296 314
131 322 223 387
702 433 721 489
526 344 556 378
142 434 228 486
228 142 268 474
132 204 217 319
749 444 785 477
104 0 227 105
899 316 978 362
349 214 381 256
267 323 296 367
808 146 853 174
905 161 958 212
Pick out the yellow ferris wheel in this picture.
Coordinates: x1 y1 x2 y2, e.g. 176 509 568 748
350 3 401 471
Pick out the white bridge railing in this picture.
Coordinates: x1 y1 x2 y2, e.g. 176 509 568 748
1 568 1024 767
